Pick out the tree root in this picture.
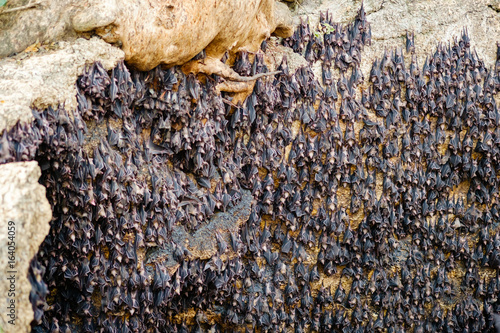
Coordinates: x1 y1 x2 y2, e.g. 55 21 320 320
182 57 280 93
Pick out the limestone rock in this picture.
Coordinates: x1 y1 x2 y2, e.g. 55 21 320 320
0 37 124 132
71 0 118 33
0 161 51 333
1 1 293 73
73 0 294 71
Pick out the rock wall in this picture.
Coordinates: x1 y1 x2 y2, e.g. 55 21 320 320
0 0 293 70
0 37 124 133
0 0 76 58
73 0 293 71
0 0 498 332
296 0 500 72
0 162 51 333
0 3 291 330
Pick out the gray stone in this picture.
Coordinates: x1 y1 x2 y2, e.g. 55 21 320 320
72 0 293 71
0 161 51 333
71 0 118 33
0 0 76 58
0 37 124 133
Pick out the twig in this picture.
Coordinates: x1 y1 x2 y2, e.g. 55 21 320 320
0 0 42 15
221 98 239 108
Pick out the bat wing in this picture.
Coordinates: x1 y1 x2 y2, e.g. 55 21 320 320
494 313 500 333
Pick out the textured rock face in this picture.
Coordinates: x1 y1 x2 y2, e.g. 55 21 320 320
0 1 292 131
74 0 294 71
0 0 498 332
0 161 51 333
0 0 76 58
0 0 293 71
0 37 124 133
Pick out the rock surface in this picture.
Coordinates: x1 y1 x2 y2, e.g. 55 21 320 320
0 37 124 132
0 0 498 331
73 0 293 71
0 0 294 72
0 161 51 333
0 0 76 58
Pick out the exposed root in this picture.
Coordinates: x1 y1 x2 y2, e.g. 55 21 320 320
183 57 280 81
216 81 255 93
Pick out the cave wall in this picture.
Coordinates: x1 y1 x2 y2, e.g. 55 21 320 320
0 0 499 332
